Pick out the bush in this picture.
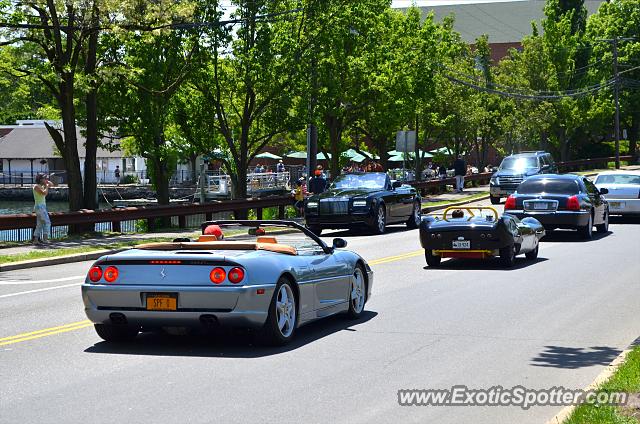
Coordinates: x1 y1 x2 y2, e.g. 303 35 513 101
121 174 139 184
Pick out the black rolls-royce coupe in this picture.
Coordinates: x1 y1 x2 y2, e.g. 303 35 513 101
504 174 610 239
419 206 545 267
305 172 421 235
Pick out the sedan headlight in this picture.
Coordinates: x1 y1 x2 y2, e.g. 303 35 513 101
353 200 368 207
306 202 318 208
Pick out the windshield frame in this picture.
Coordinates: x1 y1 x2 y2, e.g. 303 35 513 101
330 173 389 191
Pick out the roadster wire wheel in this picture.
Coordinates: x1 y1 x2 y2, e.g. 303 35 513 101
373 205 386 234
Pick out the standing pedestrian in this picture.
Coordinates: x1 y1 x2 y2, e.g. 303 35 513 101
308 169 327 194
32 173 56 245
276 160 286 173
114 165 121 186
453 155 466 193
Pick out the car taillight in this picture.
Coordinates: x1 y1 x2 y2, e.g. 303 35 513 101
566 195 580 211
103 266 119 283
210 267 226 284
88 266 102 282
228 267 245 284
504 195 516 210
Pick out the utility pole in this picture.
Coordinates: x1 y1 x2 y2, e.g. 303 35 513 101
613 36 621 169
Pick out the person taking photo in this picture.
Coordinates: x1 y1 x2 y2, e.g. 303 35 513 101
32 173 56 245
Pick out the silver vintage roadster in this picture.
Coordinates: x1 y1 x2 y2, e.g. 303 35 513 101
82 220 373 345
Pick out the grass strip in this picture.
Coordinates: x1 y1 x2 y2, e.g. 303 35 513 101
564 346 640 424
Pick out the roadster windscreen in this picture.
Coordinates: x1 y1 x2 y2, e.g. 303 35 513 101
517 179 580 195
331 173 387 190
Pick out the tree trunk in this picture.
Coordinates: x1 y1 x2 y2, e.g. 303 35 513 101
83 3 99 210
152 157 170 205
629 110 639 162
326 114 342 179
375 136 388 171
191 154 198 184
559 131 570 162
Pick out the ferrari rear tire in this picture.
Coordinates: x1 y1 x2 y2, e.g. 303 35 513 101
425 249 441 267
578 213 593 240
490 195 501 205
372 204 386 234
94 323 139 342
346 265 367 319
596 209 609 233
499 244 516 267
525 244 539 260
260 278 298 346
406 202 421 229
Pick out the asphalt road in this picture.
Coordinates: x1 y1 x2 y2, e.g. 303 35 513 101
1 200 639 424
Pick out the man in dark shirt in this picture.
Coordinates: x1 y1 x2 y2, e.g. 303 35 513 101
453 155 466 193
308 170 327 194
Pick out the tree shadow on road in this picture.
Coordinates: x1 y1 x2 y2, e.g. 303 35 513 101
531 345 622 369
83 310 377 358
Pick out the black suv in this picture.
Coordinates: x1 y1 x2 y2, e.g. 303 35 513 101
490 151 557 204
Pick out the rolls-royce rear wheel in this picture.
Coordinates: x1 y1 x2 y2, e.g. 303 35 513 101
525 244 539 260
406 201 421 229
499 244 516 267
260 278 298 346
94 323 139 342
425 249 441 267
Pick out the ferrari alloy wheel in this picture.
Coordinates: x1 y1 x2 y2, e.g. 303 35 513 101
596 209 609 234
490 195 501 205
525 244 539 260
406 202 421 229
94 323 139 342
261 279 298 345
499 244 516 268
347 266 366 318
372 204 386 234
578 213 593 240
425 249 441 267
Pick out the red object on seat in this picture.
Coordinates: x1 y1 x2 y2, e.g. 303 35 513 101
204 225 224 240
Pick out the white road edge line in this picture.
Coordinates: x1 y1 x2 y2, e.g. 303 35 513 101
0 276 85 285
0 282 81 299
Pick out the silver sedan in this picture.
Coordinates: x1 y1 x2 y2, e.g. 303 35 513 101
82 220 373 345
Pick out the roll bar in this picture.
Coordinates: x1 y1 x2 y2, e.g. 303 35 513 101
441 206 499 222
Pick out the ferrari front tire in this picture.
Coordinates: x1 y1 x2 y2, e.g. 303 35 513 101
94 323 139 342
525 244 539 260
261 278 298 346
490 195 501 205
499 244 516 267
425 249 441 267
346 265 367 319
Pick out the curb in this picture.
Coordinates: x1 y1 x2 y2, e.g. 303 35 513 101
0 248 128 272
422 194 490 214
545 347 633 424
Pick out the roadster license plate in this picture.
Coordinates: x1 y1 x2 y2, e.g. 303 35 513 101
146 294 177 311
452 240 470 249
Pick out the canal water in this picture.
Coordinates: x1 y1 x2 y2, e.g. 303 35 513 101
1 200 70 215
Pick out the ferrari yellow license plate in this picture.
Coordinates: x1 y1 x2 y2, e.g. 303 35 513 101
146 295 177 311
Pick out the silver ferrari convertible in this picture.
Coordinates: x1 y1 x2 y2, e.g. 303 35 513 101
82 220 373 345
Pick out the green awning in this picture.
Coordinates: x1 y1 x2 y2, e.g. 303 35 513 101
255 152 282 160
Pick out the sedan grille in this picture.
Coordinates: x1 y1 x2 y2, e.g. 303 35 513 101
319 198 349 215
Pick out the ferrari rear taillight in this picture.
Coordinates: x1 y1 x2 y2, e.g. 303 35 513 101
228 267 245 284
566 195 580 211
103 266 119 283
210 267 226 284
504 195 516 210
88 266 102 283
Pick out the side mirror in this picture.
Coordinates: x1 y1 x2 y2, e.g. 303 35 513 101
332 238 347 249
392 181 403 189
599 188 609 195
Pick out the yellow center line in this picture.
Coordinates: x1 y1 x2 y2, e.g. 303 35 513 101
0 249 426 347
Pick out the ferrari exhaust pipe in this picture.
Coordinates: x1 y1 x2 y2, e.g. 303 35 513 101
199 314 219 329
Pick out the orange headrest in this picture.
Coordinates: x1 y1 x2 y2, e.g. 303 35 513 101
256 236 278 244
198 235 218 242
